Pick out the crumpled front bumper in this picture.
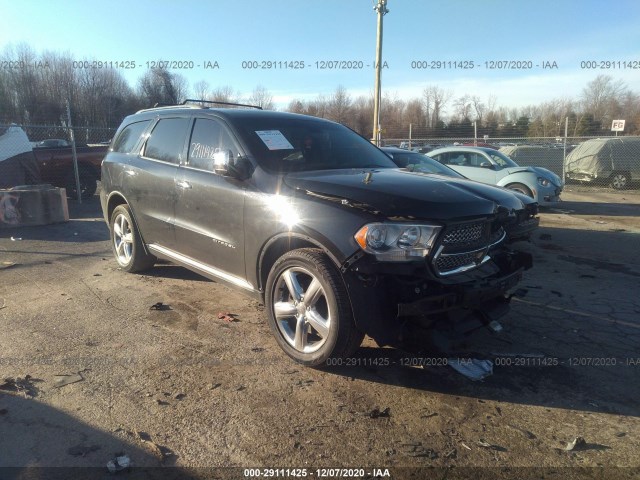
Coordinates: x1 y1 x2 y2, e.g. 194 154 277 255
342 249 533 348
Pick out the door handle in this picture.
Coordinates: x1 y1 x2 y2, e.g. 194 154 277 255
175 180 192 189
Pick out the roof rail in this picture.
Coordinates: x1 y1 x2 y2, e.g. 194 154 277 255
182 99 263 110
136 104 202 113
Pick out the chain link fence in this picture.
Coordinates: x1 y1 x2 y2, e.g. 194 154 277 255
2 120 639 211
382 135 640 190
0 124 114 201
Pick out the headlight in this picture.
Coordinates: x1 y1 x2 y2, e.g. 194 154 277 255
354 223 442 262
537 177 550 187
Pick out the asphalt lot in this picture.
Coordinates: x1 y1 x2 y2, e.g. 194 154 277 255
1 187 639 479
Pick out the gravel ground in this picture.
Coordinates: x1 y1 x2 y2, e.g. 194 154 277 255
1 187 639 479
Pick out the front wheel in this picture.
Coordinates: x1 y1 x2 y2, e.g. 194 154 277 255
109 205 156 272
506 182 533 198
265 248 364 367
610 172 630 190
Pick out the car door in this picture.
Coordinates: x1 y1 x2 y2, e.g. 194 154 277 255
173 117 247 282
125 117 191 249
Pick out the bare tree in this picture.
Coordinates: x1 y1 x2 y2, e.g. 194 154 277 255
580 75 628 128
209 85 239 103
138 68 188 106
248 85 274 110
453 94 472 121
471 95 486 125
326 85 352 124
287 99 305 114
423 86 452 128
192 80 210 103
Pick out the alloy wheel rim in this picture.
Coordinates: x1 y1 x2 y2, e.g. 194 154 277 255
113 214 134 265
272 267 332 354
612 175 626 189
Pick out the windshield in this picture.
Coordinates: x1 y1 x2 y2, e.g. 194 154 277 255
234 117 396 172
385 150 464 178
489 150 519 168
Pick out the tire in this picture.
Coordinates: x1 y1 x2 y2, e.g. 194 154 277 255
66 165 97 200
265 248 364 367
109 204 156 272
506 182 533 198
610 172 629 190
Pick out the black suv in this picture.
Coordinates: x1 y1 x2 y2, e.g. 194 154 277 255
101 101 537 366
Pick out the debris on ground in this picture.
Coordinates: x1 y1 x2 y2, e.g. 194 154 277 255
149 302 171 311
0 261 16 270
401 442 438 459
218 312 239 322
251 347 265 352
0 298 5 310
512 288 528 298
564 436 587 451
0 375 42 397
444 448 457 459
369 407 391 419
54 373 84 388
10 237 22 241
106 454 131 473
477 439 507 451
67 444 101 457
136 431 172 461
506 424 537 440
460 442 472 451
448 359 493 381
174 393 186 400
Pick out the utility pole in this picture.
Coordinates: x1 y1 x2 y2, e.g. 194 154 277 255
372 0 388 146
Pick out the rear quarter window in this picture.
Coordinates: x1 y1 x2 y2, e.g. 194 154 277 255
112 120 151 154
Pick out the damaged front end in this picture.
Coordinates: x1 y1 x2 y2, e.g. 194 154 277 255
342 211 535 356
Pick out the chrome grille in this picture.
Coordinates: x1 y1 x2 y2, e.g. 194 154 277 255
435 250 487 273
432 219 507 276
442 222 484 245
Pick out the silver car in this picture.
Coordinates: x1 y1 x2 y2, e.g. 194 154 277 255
429 146 563 206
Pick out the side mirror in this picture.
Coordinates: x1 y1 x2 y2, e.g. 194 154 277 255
213 150 231 175
480 162 493 169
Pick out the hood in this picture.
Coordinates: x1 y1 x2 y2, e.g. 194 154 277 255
284 168 533 220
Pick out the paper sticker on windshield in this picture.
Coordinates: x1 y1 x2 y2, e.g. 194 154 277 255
255 130 294 150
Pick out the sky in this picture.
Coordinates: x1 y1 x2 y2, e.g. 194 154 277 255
2 0 640 111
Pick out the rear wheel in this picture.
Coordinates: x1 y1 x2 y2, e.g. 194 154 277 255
265 248 364 367
506 182 533 198
109 204 155 272
610 172 630 190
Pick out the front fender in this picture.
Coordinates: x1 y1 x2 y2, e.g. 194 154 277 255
496 171 537 188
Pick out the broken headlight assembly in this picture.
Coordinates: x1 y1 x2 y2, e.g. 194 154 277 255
354 223 442 262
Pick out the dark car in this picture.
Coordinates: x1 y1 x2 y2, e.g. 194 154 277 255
381 147 462 176
382 147 539 240
100 101 537 366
